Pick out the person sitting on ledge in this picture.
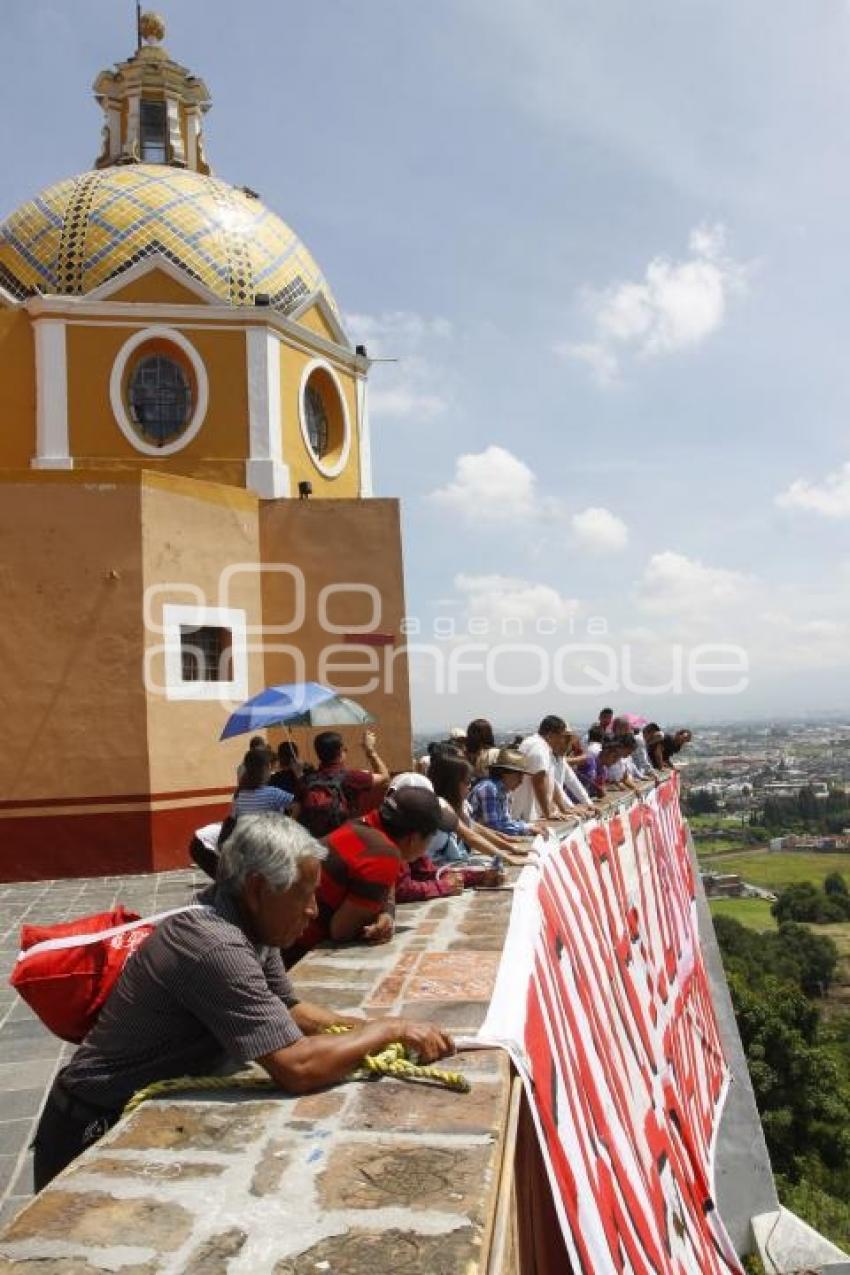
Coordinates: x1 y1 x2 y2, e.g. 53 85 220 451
387 770 506 899
427 752 520 859
297 729 391 836
469 749 546 838
269 740 305 793
575 736 623 799
233 747 294 818
464 717 497 778
286 786 453 962
659 727 693 769
32 814 454 1192
603 733 643 793
514 715 583 823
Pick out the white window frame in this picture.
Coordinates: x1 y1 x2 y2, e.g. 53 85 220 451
162 604 248 702
110 326 209 457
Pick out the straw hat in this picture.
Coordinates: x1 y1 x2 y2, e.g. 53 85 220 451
491 748 528 773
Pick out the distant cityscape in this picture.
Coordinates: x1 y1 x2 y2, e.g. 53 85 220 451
681 718 850 811
415 715 850 803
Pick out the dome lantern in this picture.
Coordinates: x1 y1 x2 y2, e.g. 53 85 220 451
93 11 212 174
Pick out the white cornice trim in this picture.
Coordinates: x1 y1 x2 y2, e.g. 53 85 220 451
24 294 370 375
288 290 351 349
84 254 223 305
0 283 19 308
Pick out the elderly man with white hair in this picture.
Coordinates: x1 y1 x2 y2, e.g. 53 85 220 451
33 814 454 1191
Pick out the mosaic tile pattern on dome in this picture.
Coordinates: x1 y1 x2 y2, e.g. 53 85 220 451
0 165 334 313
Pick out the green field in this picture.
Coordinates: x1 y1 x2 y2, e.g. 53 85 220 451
698 850 850 890
708 897 776 930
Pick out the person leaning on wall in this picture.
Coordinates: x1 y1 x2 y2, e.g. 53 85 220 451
32 814 454 1190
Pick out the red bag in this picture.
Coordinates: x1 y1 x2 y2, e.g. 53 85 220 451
9 905 194 1043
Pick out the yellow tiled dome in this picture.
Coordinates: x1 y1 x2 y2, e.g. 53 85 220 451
0 165 335 313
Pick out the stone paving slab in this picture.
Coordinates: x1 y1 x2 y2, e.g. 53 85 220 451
0 869 203 1228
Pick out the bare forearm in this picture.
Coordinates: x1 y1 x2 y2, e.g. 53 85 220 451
260 1018 412 1094
462 820 501 855
471 821 516 853
365 748 390 782
532 775 553 818
291 1000 362 1034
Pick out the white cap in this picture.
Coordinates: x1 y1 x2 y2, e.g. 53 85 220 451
388 771 434 793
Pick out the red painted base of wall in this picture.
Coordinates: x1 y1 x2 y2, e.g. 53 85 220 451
0 802 231 883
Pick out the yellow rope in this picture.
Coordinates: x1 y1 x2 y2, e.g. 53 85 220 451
123 1025 469 1116
123 1073 272 1116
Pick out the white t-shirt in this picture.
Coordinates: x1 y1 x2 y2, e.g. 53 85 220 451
607 757 640 783
512 734 554 821
552 755 591 805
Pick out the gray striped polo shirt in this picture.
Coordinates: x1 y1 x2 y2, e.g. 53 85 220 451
59 886 302 1109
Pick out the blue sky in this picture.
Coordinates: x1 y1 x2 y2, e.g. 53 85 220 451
2 1 848 729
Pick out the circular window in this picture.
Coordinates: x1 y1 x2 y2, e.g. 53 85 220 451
304 383 330 458
129 354 192 446
110 326 208 457
299 360 351 478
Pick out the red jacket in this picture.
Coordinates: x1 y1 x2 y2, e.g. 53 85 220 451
395 855 478 902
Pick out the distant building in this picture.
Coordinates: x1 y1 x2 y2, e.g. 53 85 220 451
702 872 745 898
769 834 850 853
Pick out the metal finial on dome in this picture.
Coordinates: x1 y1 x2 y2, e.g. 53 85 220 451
139 10 166 44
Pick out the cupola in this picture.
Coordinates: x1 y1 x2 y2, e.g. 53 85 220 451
93 11 212 173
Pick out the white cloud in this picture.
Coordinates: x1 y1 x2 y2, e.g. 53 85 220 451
563 341 620 385
570 506 629 553
455 572 580 625
775 460 850 519
561 223 749 382
345 310 453 350
344 310 452 423
429 445 537 522
368 386 447 421
754 611 850 671
636 550 752 616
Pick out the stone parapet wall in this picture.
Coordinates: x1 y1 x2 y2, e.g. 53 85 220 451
0 888 518 1274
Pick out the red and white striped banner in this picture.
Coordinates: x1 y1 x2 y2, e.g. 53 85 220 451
480 776 742 1274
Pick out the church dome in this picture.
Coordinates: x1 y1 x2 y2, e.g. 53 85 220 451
0 164 336 314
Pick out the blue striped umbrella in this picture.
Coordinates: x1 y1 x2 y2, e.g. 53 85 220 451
219 681 375 740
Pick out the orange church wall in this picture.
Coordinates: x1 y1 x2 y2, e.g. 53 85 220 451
0 475 414 880
140 472 266 810
258 498 413 773
0 309 36 468
0 475 151 879
278 343 362 498
65 323 250 467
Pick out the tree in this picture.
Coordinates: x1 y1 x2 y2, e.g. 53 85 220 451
686 789 719 815
798 785 820 825
772 882 850 927
824 872 848 899
774 922 839 997
772 883 822 924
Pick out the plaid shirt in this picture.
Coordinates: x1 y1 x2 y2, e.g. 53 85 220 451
470 778 533 836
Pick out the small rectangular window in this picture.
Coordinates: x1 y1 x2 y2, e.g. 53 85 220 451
140 99 167 163
180 626 233 683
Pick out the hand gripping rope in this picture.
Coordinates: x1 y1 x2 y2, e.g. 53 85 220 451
122 1024 469 1116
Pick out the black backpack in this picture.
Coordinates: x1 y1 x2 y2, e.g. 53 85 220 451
299 771 352 838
